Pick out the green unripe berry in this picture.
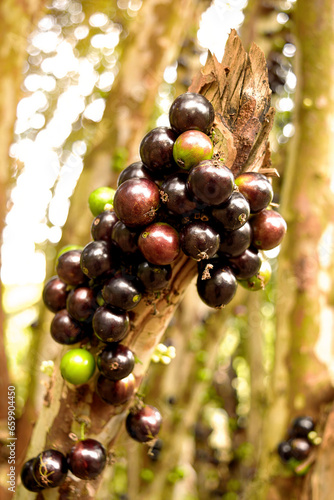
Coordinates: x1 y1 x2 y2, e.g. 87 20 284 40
60 348 96 385
88 187 115 217
173 130 213 170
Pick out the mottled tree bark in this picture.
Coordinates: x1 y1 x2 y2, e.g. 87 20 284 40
243 0 334 498
0 2 47 499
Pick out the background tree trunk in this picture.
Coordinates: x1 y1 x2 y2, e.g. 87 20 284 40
0 3 47 500
243 0 334 498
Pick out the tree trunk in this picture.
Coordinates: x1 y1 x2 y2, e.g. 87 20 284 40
0 2 47 499
243 0 334 498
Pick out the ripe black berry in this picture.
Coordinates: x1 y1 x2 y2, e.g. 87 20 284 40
51 309 89 345
117 161 156 186
238 258 272 291
169 92 215 134
56 249 86 286
197 264 237 308
218 222 252 258
160 173 197 216
289 437 312 461
67 439 107 480
91 210 119 243
96 373 135 405
80 240 112 279
20 458 44 492
33 449 68 489
138 222 180 265
136 261 172 291
97 343 135 381
250 209 287 250
66 286 97 323
102 274 142 311
180 221 220 261
289 416 315 439
228 248 261 280
113 178 160 228
139 126 178 175
93 305 130 343
126 404 162 443
173 130 213 170
235 172 273 213
42 276 68 313
277 441 293 463
111 221 139 255
187 160 234 206
211 191 250 231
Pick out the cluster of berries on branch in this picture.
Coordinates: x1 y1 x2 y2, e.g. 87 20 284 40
277 416 321 473
21 92 287 491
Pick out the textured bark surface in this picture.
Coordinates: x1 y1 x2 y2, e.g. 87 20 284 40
242 0 334 498
15 30 275 499
0 2 47 500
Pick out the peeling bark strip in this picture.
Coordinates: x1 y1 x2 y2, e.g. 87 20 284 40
189 29 274 175
17 31 274 499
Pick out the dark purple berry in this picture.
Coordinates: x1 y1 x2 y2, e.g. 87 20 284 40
250 209 287 250
33 449 68 489
169 92 215 134
197 265 237 308
111 221 139 254
42 276 68 313
113 178 160 228
80 240 112 279
160 173 197 216
228 248 261 279
102 274 142 311
91 210 119 243
218 222 252 257
148 438 163 461
96 373 135 405
173 130 213 170
117 161 156 186
139 126 178 175
138 222 180 265
66 287 97 322
180 221 220 261
235 172 273 213
51 309 89 345
136 261 172 291
277 441 293 463
67 439 106 480
97 343 135 380
187 160 234 206
126 404 162 443
238 258 272 291
289 416 315 439
20 458 44 492
93 305 130 343
56 249 86 286
289 437 312 461
211 191 250 231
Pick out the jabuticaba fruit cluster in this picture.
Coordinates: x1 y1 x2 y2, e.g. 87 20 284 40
21 92 287 491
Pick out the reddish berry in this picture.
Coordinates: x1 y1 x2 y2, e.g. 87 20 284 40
138 222 180 265
67 439 106 480
250 209 287 250
113 178 160 228
126 404 162 443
